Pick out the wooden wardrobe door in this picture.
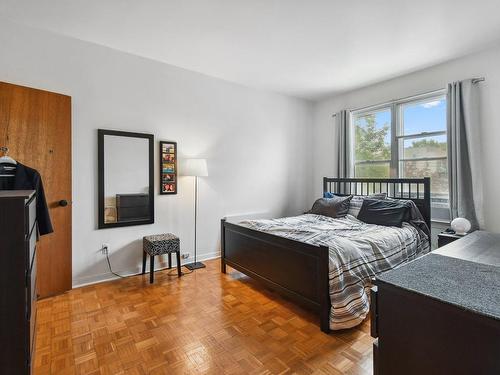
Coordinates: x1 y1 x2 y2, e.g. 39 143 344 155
0 81 72 298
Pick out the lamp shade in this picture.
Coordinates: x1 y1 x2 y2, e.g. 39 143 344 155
451 217 471 235
182 158 208 177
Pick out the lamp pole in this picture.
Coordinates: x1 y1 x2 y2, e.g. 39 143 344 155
185 174 205 270
194 175 198 265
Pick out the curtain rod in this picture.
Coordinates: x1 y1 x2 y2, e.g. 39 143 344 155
331 77 486 117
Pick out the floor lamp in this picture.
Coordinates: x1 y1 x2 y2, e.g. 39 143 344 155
183 158 208 270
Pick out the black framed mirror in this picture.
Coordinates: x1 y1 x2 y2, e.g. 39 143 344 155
98 129 154 229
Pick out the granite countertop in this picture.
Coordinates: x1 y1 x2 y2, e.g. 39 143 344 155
377 253 500 321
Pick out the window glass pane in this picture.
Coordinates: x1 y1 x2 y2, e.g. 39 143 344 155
399 94 449 221
400 159 448 203
353 109 391 179
433 206 451 222
402 135 447 159
355 162 390 179
349 93 450 222
401 96 446 135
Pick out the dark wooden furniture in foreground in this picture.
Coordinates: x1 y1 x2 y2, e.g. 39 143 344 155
434 230 500 265
142 233 182 283
437 230 466 247
371 231 500 375
221 177 431 333
0 191 38 374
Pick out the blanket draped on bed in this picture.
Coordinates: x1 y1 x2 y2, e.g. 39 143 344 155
240 214 430 330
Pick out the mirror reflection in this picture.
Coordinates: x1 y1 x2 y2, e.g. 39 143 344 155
98 130 154 228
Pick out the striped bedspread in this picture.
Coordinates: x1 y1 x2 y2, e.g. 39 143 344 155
239 214 430 330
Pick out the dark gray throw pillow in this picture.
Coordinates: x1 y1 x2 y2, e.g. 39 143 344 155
357 198 411 227
348 193 387 217
310 195 353 218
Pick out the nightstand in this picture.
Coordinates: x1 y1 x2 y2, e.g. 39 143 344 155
437 232 467 248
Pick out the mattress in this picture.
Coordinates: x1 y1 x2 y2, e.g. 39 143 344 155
239 214 430 330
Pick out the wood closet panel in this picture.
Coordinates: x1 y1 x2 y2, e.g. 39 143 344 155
0 81 72 298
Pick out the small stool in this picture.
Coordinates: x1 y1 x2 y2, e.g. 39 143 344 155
142 233 182 283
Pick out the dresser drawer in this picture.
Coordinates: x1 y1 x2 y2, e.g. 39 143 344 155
26 228 37 271
27 269 37 370
25 196 37 235
27 253 37 320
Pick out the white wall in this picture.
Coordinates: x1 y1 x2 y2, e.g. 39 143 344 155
0 20 313 286
312 42 500 232
4 18 499 288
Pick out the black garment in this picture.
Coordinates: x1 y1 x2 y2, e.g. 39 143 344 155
0 162 53 235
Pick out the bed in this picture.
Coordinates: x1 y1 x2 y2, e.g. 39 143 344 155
221 177 431 333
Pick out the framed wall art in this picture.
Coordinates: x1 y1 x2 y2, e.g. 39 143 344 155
159 141 177 194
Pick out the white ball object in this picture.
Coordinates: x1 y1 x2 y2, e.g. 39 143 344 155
451 218 471 235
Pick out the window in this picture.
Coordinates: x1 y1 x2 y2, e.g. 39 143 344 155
352 91 449 221
353 107 392 178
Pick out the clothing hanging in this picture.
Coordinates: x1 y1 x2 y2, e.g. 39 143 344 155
0 161 53 235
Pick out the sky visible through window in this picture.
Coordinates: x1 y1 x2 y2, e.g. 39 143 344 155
357 98 446 143
403 98 446 140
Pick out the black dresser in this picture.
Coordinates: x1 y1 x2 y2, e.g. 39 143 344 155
0 191 38 374
437 231 466 247
371 231 500 375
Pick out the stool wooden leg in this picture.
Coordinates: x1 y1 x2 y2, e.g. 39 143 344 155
168 253 172 269
176 251 182 277
142 251 147 274
150 255 155 284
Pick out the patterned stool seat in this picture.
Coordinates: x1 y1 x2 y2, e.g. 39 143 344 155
142 233 182 283
143 233 180 255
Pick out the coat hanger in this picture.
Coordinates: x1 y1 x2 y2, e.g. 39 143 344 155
0 146 17 177
0 146 17 165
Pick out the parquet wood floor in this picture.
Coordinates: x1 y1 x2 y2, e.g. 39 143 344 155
34 259 373 375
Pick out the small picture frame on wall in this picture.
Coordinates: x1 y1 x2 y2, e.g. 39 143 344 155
160 141 177 194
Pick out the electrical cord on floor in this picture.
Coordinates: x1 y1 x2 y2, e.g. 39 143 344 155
105 250 127 278
105 247 193 278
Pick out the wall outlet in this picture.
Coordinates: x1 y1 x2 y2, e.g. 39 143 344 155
181 253 189 259
101 243 110 255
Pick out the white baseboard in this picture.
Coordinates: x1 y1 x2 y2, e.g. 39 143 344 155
72 251 221 289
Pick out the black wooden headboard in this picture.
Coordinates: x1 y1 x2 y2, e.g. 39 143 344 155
323 177 431 230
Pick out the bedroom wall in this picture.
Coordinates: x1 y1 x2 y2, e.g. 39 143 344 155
0 19 313 286
312 42 500 232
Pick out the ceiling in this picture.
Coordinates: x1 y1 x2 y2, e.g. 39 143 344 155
2 0 500 99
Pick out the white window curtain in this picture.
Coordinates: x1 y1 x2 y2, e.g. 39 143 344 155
336 110 352 178
447 79 484 229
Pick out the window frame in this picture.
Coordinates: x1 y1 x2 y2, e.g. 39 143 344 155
350 89 449 221
394 90 448 177
351 104 393 178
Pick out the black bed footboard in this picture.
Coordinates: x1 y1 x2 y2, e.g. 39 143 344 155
221 219 331 333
